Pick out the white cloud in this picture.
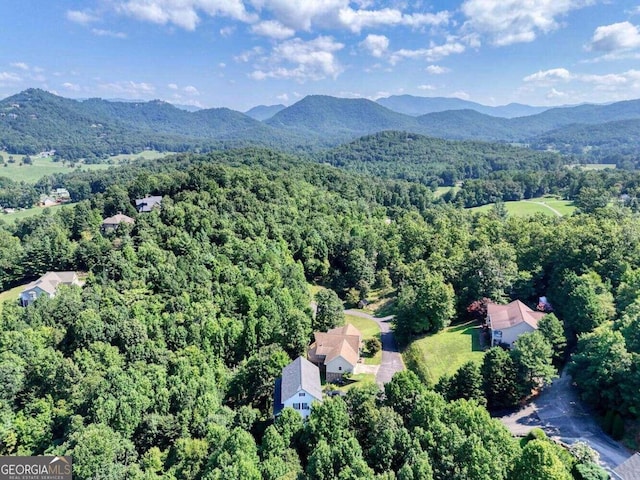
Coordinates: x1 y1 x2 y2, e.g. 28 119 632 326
523 68 572 84
418 84 436 91
235 46 264 63
251 20 295 39
390 39 465 64
168 83 178 89
218 62 226 68
276 93 289 101
99 81 156 96
360 34 389 58
220 26 236 36
426 64 450 74
10 62 29 71
337 8 449 33
250 36 344 82
92 28 128 38
587 22 640 52
184 85 199 95
451 90 470 100
461 0 595 46
62 82 81 91
546 88 567 99
117 0 256 31
0 72 21 82
67 10 99 24
248 0 449 33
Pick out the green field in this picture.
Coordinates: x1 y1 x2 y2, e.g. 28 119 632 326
0 283 25 312
434 186 460 198
403 321 485 385
0 150 172 183
469 196 576 217
1 203 73 225
572 163 617 171
345 314 382 365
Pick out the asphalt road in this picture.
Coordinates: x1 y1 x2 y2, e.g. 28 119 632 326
345 309 405 385
499 371 632 472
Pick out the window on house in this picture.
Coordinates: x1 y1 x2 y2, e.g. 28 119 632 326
299 392 306 397
302 403 309 410
293 403 301 410
338 366 342 371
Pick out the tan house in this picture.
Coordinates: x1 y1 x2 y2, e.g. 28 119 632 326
101 213 135 233
19 271 84 306
488 300 545 347
308 324 361 382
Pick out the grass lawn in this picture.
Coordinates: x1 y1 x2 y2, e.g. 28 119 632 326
0 283 26 312
434 186 460 198
0 152 112 183
574 163 617 170
0 150 172 184
344 314 382 366
1 203 73 225
469 196 576 217
403 320 486 385
326 373 377 394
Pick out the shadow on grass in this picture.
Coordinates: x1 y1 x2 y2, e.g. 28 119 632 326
374 298 397 318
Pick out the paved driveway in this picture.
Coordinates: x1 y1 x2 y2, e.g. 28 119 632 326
499 372 632 472
345 309 405 385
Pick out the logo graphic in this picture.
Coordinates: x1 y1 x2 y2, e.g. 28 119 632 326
0 456 72 480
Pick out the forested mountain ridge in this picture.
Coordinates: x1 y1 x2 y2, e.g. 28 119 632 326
244 104 286 121
0 89 306 159
316 130 564 186
377 94 550 118
3 89 640 161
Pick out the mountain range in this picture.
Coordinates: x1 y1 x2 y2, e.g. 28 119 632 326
1 88 640 160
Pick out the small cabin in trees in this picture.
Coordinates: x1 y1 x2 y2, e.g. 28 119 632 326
487 300 544 348
101 213 135 233
308 324 361 382
19 271 84 306
274 357 322 419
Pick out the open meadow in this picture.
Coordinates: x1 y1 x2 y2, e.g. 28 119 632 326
403 320 486 385
469 196 576 217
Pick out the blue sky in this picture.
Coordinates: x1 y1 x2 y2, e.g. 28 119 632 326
1 0 640 111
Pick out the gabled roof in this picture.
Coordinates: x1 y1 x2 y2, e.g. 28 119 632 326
327 324 361 337
22 271 81 295
135 195 162 212
102 213 135 225
487 300 544 330
309 328 361 368
281 356 322 401
615 453 640 480
325 338 359 366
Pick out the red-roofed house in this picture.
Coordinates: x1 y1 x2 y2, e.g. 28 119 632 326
487 300 545 347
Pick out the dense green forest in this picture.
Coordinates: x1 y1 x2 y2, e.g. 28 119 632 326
0 148 638 478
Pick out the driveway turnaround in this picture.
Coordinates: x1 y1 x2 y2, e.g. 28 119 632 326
345 309 405 385
499 372 632 472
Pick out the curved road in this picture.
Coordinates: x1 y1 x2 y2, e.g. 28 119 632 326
499 372 632 472
345 309 405 385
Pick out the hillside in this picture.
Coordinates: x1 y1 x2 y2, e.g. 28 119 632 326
317 130 564 185
244 104 286 120
0 89 304 159
377 94 550 118
265 95 418 141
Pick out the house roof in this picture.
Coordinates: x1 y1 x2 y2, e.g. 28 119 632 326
325 338 359 366
308 325 361 368
22 271 81 296
135 195 162 212
488 300 544 330
615 453 640 480
281 356 322 401
102 213 135 226
327 324 361 338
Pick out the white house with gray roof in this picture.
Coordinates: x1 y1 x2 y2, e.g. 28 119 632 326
274 356 322 419
19 271 83 306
